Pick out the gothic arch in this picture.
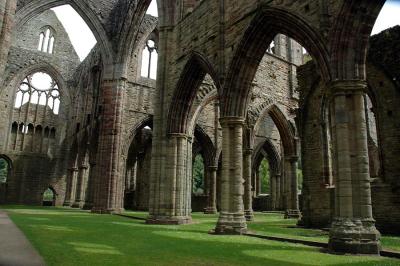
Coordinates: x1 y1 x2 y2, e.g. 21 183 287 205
253 139 281 176
193 125 216 168
253 104 296 157
329 0 385 80
222 6 331 118
15 0 113 66
167 52 221 134
123 116 153 157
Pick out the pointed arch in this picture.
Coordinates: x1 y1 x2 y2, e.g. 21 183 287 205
167 52 221 134
194 125 216 168
222 6 331 118
329 0 385 80
15 0 113 65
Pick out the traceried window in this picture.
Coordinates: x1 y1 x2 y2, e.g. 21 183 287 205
140 39 158 79
15 72 61 115
38 27 55 54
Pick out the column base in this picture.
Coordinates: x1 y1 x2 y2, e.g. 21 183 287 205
63 201 71 207
329 218 381 255
71 202 81 208
284 209 301 219
82 202 93 210
146 215 192 225
244 210 254 221
204 207 218 214
213 212 247 235
91 207 124 214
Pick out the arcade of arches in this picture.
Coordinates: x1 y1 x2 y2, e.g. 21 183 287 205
0 0 399 257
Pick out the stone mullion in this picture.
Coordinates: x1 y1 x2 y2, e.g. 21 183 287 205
243 148 253 221
215 117 246 234
328 81 380 254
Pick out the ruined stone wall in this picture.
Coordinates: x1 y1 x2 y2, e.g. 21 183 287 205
0 9 80 205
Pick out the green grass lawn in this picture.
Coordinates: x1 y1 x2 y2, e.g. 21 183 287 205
1 206 400 266
246 212 400 252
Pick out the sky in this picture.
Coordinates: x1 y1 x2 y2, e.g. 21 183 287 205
51 0 399 61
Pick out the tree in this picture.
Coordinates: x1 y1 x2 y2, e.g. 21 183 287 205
259 158 270 194
192 154 205 195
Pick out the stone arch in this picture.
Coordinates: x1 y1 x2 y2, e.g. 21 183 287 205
4 62 70 106
117 0 157 77
15 0 113 66
123 116 153 157
222 6 331 117
329 0 385 80
253 104 296 157
188 90 218 137
253 139 281 176
167 52 221 134
193 125 216 168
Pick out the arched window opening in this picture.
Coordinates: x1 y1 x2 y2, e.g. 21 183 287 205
146 0 158 17
0 158 9 184
258 158 270 194
365 95 381 180
372 1 400 35
267 40 275 54
38 27 56 54
192 154 205 195
43 187 56 206
141 39 158 79
14 72 61 115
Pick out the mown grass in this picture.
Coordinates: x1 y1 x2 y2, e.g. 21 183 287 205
1 206 399 266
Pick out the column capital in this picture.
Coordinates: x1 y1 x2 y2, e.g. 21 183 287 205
329 80 367 96
243 148 253 155
69 167 78 172
219 117 245 127
285 156 298 162
208 166 218 171
168 133 189 139
79 165 89 170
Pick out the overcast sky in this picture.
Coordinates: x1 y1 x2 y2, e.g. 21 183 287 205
52 0 399 61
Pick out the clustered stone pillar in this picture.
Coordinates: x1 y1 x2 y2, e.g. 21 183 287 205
214 117 247 234
284 156 301 218
243 148 254 221
328 81 381 254
82 162 96 210
92 78 125 214
72 161 89 208
204 166 218 214
275 174 281 210
63 167 77 206
147 133 192 224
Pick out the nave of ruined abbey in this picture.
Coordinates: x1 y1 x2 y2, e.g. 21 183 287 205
0 0 399 256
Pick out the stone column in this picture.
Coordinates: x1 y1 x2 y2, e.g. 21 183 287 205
243 148 254 221
275 174 281 210
147 133 192 224
92 78 125 214
72 163 89 208
214 117 247 234
63 167 76 206
270 173 276 210
284 156 301 218
204 166 218 214
82 162 96 210
68 167 79 207
328 81 380 254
